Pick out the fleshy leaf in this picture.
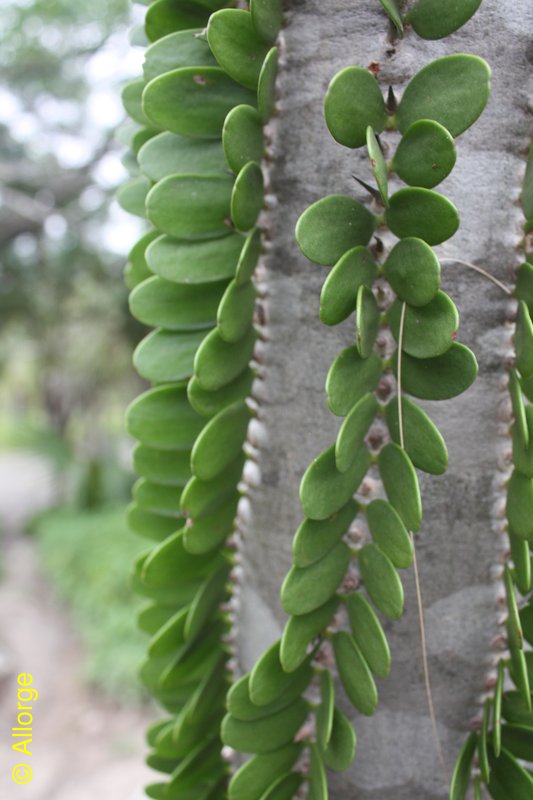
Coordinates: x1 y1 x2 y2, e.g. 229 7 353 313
386 187 459 245
397 54 491 138
393 119 456 188
296 195 375 266
324 67 387 149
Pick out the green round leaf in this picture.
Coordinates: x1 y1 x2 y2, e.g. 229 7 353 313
250 0 282 44
138 132 226 181
279 598 339 673
194 326 256 390
347 592 391 678
324 67 387 149
386 187 459 245
128 503 182 542
377 0 403 34
326 347 382 416
316 671 335 750
493 661 504 757
207 9 269 90
133 444 191 487
133 479 182 517
356 285 380 358
395 342 478 400
257 46 278 122
249 641 313 707
507 470 533 541
126 384 205 450
229 669 309 722
300 443 370 521
221 700 308 753
509 648 532 712
515 301 533 379
281 542 351 616
142 530 217 588
487 744 533 799
511 368 529 448
145 0 209 42
146 174 233 240
218 278 257 343
323 707 356 772
146 607 192 660
515 262 533 317
143 67 255 139
296 194 375 266
366 498 413 569
358 543 405 620
309 744 328 800
133 328 207 383
512 405 533 478
184 564 230 641
408 0 482 40
228 745 302 800
389 291 459 358
188 367 255 418
335 393 379 473
129 275 227 331
223 104 264 174
183 491 240 554
320 246 377 326
366 126 388 205
397 54 491 138
236 227 262 285
385 396 448 475
191 401 251 480
504 566 523 651
332 631 378 716
378 442 422 532
122 79 152 127
180 453 245 518
117 176 150 218
450 732 477 800
293 500 358 568
147 232 244 284
393 119 456 188
143 29 217 83
259 772 303 800
500 723 533 763
231 161 264 231
383 237 440 307
125 229 158 290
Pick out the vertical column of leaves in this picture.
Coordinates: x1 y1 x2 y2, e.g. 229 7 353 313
117 1 275 798
225 10 490 800
459 145 533 800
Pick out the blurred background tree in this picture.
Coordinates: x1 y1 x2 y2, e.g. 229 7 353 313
0 0 144 472
0 0 152 704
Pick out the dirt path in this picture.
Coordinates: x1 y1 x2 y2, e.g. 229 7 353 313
0 453 154 800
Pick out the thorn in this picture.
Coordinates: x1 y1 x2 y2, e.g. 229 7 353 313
352 174 382 203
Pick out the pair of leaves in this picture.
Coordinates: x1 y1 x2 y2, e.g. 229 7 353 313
324 55 490 150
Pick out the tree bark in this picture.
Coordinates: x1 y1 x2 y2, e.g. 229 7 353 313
236 2 533 797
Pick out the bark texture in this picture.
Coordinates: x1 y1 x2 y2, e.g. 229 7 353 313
236 2 533 797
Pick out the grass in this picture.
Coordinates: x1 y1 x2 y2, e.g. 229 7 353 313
33 505 149 703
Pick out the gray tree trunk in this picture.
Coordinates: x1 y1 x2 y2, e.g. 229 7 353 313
236 2 533 797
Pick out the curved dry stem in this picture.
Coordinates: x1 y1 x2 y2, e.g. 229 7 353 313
396 300 449 788
441 258 512 297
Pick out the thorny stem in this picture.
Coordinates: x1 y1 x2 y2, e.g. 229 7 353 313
397 301 449 788
440 258 513 297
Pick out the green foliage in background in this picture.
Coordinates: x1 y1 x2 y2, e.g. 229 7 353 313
34 506 147 701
